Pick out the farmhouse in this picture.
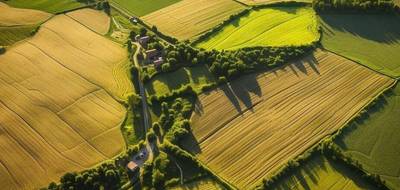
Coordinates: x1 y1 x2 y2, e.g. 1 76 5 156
127 161 139 172
145 49 159 60
154 57 164 68
135 35 150 47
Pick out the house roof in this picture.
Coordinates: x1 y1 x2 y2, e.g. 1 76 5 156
127 161 138 171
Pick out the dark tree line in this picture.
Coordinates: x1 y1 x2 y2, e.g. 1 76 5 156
312 0 399 13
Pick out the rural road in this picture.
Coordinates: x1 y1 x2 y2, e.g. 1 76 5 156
132 42 153 157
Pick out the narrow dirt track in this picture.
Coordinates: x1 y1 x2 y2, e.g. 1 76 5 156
190 49 396 189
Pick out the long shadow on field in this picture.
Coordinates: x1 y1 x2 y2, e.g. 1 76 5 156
180 130 202 154
220 73 262 113
319 14 400 44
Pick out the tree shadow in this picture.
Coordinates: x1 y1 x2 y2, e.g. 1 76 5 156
179 130 202 155
319 14 400 44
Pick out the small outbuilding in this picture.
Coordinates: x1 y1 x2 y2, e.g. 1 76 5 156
127 161 139 172
135 35 150 47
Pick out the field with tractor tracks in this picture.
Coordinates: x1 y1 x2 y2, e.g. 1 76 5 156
0 10 133 189
142 0 246 40
189 49 395 189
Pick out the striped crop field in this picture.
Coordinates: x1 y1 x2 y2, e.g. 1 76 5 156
335 84 400 189
196 6 319 50
110 0 181 17
66 8 111 35
320 13 400 78
142 0 246 40
189 49 395 189
270 153 381 190
0 10 133 189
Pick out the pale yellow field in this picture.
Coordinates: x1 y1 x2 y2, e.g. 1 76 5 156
0 14 133 189
141 0 246 40
66 8 111 35
236 0 311 5
0 2 51 26
190 50 395 189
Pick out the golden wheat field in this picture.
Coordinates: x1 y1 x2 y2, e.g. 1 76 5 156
0 2 51 26
168 178 225 190
141 0 246 40
190 49 395 189
66 8 111 35
0 11 133 189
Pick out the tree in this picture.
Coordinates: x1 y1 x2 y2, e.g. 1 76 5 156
0 46 5 54
129 31 137 41
140 27 147 37
102 1 110 15
127 40 132 52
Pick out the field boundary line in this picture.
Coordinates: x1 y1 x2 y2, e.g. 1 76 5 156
250 79 397 190
0 159 20 188
197 99 263 143
64 13 109 36
320 45 399 80
0 89 84 168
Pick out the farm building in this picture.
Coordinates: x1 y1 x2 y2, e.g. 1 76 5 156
145 49 160 61
127 161 139 172
154 57 164 68
135 35 150 47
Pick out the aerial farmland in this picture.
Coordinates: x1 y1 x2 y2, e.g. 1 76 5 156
0 0 399 189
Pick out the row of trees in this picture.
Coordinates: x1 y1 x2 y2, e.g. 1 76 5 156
312 0 399 13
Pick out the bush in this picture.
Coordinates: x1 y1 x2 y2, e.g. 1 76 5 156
0 46 5 55
312 0 398 13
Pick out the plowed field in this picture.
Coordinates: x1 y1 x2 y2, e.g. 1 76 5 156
190 49 395 189
0 13 132 189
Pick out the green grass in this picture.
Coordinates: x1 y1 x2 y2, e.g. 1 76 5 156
196 7 319 50
168 177 225 190
0 25 37 46
335 84 400 189
320 14 400 78
2 0 84 14
145 65 216 97
110 0 181 17
270 153 380 190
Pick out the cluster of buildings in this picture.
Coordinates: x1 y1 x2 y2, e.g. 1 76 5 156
135 35 164 68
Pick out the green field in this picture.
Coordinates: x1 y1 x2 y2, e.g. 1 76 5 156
196 7 318 50
320 14 400 78
110 0 181 17
145 65 216 97
2 0 84 14
270 153 380 190
0 25 37 46
335 84 400 189
168 177 224 190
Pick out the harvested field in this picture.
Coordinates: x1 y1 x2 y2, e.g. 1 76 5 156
270 153 380 190
168 177 225 190
110 0 181 17
335 84 400 189
66 8 111 35
0 2 51 26
141 0 246 40
2 0 83 14
196 7 318 50
189 49 395 189
237 0 311 5
0 13 133 189
320 14 400 78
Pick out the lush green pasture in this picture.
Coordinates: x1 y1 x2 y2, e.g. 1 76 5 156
320 14 400 78
335 84 400 189
196 7 318 50
110 0 181 17
0 25 37 46
145 65 216 97
2 0 84 13
270 153 379 190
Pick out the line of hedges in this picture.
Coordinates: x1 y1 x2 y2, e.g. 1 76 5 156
312 0 399 13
